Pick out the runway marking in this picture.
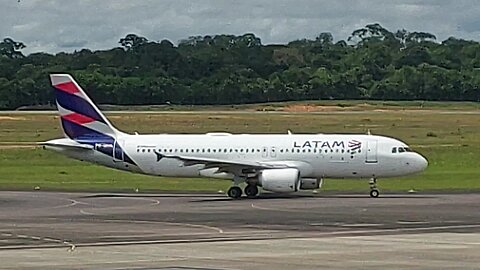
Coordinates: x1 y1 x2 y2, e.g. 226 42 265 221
396 220 430 225
340 223 384 227
52 199 89 209
80 209 95 215
1 224 479 250
103 219 224 234
250 203 312 213
76 197 161 215
310 222 345 226
308 224 480 238
1 232 76 251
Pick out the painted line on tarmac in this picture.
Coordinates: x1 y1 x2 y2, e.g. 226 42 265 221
102 219 224 234
0 232 76 251
250 203 314 214
340 223 384 227
52 199 89 209
80 209 95 215
396 220 430 225
1 223 479 250
76 197 161 214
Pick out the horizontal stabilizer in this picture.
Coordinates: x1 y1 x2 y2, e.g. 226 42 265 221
40 138 94 150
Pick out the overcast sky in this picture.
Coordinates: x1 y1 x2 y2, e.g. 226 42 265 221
2 0 480 55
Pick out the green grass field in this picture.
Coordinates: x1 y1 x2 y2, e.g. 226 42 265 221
1 101 479 193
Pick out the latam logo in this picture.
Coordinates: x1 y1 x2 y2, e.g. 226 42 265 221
348 140 362 151
293 140 363 151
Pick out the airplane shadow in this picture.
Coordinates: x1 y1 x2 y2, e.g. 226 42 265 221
190 194 436 202
79 193 221 199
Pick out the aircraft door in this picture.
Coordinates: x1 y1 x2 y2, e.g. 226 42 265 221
270 147 277 158
262 147 268 158
366 140 378 163
113 140 124 162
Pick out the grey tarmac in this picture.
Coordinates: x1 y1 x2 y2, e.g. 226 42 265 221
0 191 479 269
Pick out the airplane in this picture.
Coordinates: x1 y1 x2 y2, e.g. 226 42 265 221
43 74 428 199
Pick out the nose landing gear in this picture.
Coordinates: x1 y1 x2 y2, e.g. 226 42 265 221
369 178 380 198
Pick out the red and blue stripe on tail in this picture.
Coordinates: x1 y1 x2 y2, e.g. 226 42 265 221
50 74 136 165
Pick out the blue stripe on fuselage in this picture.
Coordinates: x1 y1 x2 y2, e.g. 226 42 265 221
54 88 106 124
60 119 137 166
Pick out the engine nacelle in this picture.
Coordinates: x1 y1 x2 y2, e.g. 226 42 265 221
299 178 322 190
258 168 300 193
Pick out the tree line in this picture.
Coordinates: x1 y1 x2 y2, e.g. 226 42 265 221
0 23 479 109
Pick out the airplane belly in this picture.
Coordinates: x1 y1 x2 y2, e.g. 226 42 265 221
146 159 202 177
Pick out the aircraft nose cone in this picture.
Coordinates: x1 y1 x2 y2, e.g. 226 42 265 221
416 154 428 171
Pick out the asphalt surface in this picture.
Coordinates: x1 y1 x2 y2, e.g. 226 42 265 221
0 191 479 269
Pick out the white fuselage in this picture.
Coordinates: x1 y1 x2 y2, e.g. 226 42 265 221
50 133 428 180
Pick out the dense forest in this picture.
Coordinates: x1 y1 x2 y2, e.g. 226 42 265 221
0 23 479 109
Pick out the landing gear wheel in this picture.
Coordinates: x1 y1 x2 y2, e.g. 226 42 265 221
244 185 259 198
227 186 242 199
370 189 379 198
369 178 380 198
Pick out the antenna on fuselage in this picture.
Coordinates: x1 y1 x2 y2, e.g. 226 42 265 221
287 130 293 135
367 129 372 135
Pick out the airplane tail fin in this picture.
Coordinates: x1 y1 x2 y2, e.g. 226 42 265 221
50 74 122 142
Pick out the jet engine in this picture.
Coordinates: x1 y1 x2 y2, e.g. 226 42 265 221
258 168 300 193
299 178 322 190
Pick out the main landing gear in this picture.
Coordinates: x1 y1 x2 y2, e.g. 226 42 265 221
227 186 242 199
369 178 380 198
244 184 259 198
227 184 259 199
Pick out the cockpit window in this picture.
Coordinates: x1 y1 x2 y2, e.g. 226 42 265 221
392 147 397 153
404 147 413 152
398 147 406 153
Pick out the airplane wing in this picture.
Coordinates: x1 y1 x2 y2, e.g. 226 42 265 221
157 151 289 175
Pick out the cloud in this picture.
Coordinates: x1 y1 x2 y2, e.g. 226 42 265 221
1 0 480 55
